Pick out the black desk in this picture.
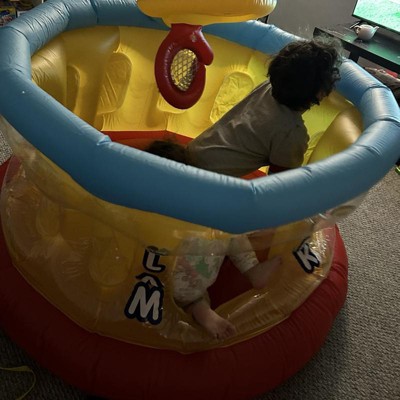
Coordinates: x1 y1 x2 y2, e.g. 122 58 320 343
314 24 400 74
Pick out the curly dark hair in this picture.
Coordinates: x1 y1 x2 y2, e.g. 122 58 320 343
268 37 342 111
145 139 191 165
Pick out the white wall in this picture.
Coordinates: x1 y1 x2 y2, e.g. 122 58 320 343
268 0 359 38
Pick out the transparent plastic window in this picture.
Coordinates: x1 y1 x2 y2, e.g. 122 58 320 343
0 126 364 351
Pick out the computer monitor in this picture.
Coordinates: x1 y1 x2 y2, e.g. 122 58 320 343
352 0 400 35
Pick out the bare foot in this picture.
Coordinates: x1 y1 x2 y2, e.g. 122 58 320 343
244 256 282 290
188 298 236 340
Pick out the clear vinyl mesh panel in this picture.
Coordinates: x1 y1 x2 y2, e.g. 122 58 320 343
0 118 362 353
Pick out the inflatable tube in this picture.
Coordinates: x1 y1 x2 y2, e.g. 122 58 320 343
0 0 398 234
137 0 277 25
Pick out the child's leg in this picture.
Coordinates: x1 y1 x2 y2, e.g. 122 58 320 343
229 235 282 290
185 297 236 340
243 256 281 290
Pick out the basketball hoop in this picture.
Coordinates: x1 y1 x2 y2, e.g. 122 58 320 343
154 24 214 109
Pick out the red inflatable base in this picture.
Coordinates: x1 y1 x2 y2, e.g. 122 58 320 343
0 160 348 400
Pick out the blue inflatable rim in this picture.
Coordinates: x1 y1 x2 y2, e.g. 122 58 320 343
0 0 399 233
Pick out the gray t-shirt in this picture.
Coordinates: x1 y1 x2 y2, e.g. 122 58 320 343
187 81 309 176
